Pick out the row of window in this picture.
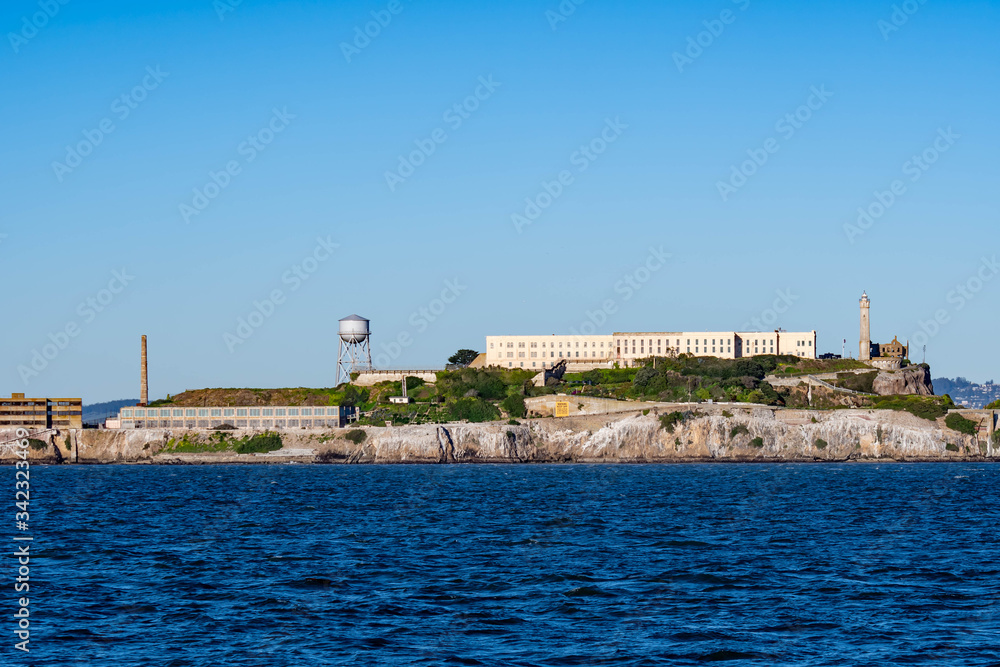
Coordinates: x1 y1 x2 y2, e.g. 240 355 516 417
122 407 344 418
494 341 607 349
122 419 343 429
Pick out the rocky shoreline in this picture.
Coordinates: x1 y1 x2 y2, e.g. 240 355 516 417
2 405 996 465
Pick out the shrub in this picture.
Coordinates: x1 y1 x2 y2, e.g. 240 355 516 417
750 437 764 448
235 432 282 454
722 410 733 418
659 411 685 433
642 409 650 416
344 429 367 444
501 394 527 419
730 424 749 438
449 398 500 423
945 443 959 452
945 413 978 436
993 431 1000 446
632 366 658 391
810 416 818 423
873 396 950 421
985 399 1000 410
507 419 521 426
836 371 877 394
814 438 828 450
27 439 47 451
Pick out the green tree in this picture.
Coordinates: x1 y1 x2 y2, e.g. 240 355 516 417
448 349 480 367
501 394 527 419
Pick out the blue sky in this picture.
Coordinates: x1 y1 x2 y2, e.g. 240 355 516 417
2 0 998 402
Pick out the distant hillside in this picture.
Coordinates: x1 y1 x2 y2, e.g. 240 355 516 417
933 377 1000 409
83 399 138 425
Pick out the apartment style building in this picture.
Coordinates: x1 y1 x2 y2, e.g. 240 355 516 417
0 393 83 430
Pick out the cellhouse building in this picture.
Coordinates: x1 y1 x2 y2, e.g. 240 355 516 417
484 330 818 369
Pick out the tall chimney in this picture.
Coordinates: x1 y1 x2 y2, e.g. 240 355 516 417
140 335 148 406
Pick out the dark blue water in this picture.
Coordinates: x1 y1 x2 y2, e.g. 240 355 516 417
23 464 1000 665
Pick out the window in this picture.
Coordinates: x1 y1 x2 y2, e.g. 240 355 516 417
288 409 299 416
198 409 209 417
275 409 286 416
576 352 579 357
551 352 555 357
313 408 324 416
249 409 260 416
519 352 525 358
531 342 537 348
518 342 525 348
223 409 235 417
211 409 222 417
507 342 513 348
262 409 273 416
186 409 196 417
583 342 588 348
507 352 514 358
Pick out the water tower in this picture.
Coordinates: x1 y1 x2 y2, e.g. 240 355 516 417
337 314 372 385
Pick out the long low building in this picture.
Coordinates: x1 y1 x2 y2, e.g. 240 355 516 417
485 330 817 369
111 405 356 430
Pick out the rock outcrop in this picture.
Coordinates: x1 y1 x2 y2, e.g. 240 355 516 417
873 365 934 396
2 404 994 464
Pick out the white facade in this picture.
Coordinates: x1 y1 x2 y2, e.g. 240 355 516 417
485 330 817 369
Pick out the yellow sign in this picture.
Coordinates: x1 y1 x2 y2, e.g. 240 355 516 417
555 401 569 418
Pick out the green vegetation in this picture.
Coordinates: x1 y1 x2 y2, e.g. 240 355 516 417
27 439 46 451
814 438 828 450
992 431 1000 446
63 436 72 451
448 349 480 367
871 395 953 421
448 397 500 423
501 394 527 419
165 431 283 454
659 411 686 433
945 413 978 436
750 437 764 448
344 429 367 445
985 399 1000 410
775 358 871 376
234 432 282 454
827 371 877 394
945 443 959 452
730 424 749 438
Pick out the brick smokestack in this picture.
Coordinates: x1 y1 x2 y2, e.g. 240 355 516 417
140 335 148 406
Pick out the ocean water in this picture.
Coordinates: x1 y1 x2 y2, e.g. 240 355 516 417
25 463 1000 665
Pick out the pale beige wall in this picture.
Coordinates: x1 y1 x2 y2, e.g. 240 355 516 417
485 335 614 370
486 330 817 369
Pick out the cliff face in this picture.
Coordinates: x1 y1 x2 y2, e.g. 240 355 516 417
2 406 993 464
873 366 934 396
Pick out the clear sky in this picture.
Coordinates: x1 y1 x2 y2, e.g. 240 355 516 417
2 0 998 402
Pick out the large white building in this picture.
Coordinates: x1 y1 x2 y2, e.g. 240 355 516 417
485 330 817 369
